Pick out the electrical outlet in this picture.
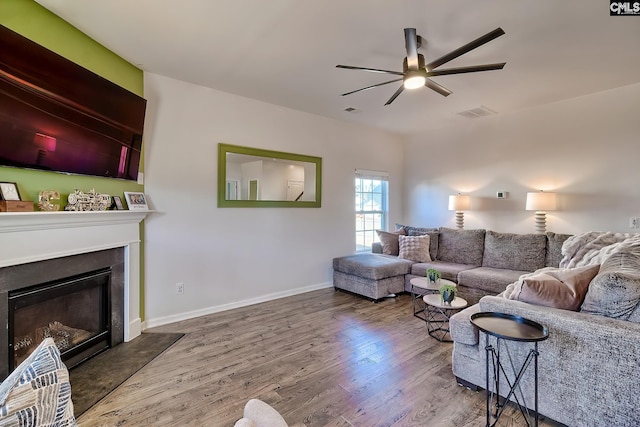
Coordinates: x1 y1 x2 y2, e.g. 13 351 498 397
630 217 640 229
176 282 184 294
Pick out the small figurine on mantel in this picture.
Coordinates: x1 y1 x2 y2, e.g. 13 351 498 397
38 190 61 211
64 189 111 211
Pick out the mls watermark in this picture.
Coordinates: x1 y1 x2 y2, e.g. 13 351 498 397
610 1 640 15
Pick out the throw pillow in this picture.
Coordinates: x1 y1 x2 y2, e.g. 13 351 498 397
0 338 77 427
376 229 406 256
581 245 640 320
398 234 431 263
505 265 600 311
394 225 440 260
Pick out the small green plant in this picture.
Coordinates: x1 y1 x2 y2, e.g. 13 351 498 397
439 283 457 303
426 268 441 283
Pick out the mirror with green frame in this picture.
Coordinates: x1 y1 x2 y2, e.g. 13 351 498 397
218 143 322 208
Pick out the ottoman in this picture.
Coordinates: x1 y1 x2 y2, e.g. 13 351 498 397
332 253 413 301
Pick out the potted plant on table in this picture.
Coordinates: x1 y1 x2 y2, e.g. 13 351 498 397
439 283 457 304
426 268 441 285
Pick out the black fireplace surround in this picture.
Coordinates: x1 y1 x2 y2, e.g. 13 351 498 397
0 248 125 380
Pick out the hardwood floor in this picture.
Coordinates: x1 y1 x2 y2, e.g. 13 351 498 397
78 289 560 426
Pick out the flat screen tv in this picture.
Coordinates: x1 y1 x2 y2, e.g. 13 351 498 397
0 24 146 181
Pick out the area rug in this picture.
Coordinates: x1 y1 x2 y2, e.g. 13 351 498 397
69 332 184 417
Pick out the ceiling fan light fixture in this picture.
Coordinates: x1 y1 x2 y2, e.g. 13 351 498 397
403 69 426 90
337 27 505 104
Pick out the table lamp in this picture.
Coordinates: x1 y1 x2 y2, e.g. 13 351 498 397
525 191 557 233
448 194 471 229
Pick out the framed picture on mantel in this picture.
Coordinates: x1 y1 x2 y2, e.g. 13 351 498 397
123 192 149 211
0 182 21 201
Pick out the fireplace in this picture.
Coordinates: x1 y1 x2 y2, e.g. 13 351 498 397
0 210 148 380
0 248 125 380
9 268 111 372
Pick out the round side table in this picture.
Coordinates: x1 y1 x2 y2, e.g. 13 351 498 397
422 293 467 342
471 312 549 427
409 277 456 320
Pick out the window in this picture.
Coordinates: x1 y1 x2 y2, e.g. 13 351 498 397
355 169 389 252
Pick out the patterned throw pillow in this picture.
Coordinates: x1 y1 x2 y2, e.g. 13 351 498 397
581 245 640 321
395 224 439 260
398 234 431 263
0 338 77 427
376 229 406 255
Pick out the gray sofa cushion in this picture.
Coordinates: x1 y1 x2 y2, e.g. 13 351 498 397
581 244 640 322
396 224 439 260
333 253 413 280
411 261 476 282
437 228 485 266
482 230 546 272
396 224 438 235
545 231 573 267
457 266 529 294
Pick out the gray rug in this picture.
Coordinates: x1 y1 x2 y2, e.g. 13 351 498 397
69 332 184 417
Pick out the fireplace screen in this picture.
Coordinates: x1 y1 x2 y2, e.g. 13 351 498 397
8 268 111 371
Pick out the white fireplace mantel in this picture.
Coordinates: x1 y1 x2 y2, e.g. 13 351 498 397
0 210 151 341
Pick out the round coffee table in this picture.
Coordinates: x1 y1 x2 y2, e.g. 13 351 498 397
409 277 456 320
422 293 467 342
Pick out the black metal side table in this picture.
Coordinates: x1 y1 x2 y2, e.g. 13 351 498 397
470 312 549 427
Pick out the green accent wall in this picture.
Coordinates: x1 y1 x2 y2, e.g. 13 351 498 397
0 0 147 319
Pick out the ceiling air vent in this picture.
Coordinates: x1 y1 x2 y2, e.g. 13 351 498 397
457 105 497 119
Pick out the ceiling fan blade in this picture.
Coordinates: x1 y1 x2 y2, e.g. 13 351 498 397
341 78 403 96
426 27 505 71
427 62 506 76
384 85 405 105
336 65 403 76
404 28 419 69
425 78 452 97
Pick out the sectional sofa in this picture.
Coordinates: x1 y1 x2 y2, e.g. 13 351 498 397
449 233 640 426
333 226 571 304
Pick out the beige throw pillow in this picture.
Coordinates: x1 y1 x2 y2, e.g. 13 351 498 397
506 264 600 311
376 229 406 256
398 234 431 263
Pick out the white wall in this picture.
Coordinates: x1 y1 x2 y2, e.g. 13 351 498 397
142 73 404 326
404 83 640 235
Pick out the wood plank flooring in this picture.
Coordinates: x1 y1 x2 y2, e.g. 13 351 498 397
78 289 562 426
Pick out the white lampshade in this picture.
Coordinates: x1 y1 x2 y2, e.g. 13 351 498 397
448 194 471 211
525 191 557 212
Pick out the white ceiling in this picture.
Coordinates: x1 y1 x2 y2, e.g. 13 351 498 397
36 0 640 135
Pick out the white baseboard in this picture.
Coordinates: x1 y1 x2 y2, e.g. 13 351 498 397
126 317 142 342
143 282 333 330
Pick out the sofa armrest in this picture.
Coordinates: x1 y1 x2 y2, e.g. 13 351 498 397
477 295 640 338
450 303 482 345
477 296 640 426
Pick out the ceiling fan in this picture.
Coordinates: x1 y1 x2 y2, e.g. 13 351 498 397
336 27 506 105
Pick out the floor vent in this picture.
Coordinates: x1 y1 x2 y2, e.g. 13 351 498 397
457 105 497 118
